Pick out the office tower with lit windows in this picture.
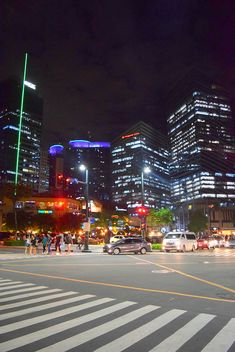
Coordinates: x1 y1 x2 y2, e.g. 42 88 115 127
167 73 235 230
111 121 170 210
0 78 43 191
38 150 49 193
49 140 111 202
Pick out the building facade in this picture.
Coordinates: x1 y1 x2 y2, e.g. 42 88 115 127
167 75 235 231
0 78 43 191
111 121 170 210
49 140 111 202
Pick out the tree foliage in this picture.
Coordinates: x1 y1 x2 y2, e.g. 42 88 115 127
147 208 173 227
188 209 208 233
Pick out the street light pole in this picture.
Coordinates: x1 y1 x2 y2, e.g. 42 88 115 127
140 166 151 238
79 165 91 252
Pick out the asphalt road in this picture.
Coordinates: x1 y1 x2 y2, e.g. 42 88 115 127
0 247 235 351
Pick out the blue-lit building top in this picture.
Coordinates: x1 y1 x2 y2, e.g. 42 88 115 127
111 121 170 210
0 78 43 191
49 139 111 202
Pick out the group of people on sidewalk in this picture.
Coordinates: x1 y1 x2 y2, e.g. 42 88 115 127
23 233 85 255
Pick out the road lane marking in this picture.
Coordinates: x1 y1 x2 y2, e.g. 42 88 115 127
0 294 95 321
201 318 235 352
0 291 77 311
36 305 160 352
0 301 136 352
0 288 62 303
149 313 215 352
0 279 17 285
1 268 235 303
0 285 47 297
94 309 186 352
0 282 35 291
131 256 235 294
0 297 115 334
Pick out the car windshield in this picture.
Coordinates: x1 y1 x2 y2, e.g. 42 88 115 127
165 233 181 239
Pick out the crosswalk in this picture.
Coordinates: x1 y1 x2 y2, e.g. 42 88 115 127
0 277 234 352
160 249 235 257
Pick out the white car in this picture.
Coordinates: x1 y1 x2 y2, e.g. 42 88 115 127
110 235 125 243
162 232 197 252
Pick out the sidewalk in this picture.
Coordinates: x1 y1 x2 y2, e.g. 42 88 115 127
0 244 104 260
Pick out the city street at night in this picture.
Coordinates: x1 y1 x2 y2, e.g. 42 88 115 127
0 247 234 351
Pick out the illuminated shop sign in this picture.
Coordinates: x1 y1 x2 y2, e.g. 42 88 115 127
121 132 140 139
38 210 53 214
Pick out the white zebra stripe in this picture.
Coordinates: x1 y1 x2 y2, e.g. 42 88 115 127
0 300 136 352
201 318 235 352
149 313 215 351
0 280 19 286
0 288 60 303
34 305 160 352
0 285 47 298
0 283 35 291
0 291 77 311
0 297 115 334
94 309 186 352
0 294 95 321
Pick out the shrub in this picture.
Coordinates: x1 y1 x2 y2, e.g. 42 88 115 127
151 243 162 250
4 240 25 246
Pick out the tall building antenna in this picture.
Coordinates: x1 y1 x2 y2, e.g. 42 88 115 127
14 53 28 195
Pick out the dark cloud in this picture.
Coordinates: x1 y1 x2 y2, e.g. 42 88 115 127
1 0 235 145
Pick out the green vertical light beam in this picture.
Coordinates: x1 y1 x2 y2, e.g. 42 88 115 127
14 53 28 195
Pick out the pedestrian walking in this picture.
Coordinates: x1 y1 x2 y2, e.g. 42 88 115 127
42 234 48 254
55 234 62 255
66 233 73 254
24 235 32 255
31 235 38 255
47 234 52 254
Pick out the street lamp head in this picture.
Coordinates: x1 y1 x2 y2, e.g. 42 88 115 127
79 164 87 171
143 166 151 174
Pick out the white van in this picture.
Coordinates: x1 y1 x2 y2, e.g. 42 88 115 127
162 232 197 252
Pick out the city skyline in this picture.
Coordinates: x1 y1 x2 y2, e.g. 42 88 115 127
1 1 235 146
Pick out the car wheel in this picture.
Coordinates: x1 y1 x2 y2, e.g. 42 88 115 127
140 247 147 255
113 248 120 255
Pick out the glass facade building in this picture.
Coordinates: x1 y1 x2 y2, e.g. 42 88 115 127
111 121 170 210
167 76 235 230
0 79 43 191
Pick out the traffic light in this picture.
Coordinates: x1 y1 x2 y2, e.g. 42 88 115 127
136 206 148 217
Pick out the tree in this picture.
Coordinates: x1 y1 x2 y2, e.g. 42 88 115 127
188 209 208 234
147 208 173 227
0 184 33 232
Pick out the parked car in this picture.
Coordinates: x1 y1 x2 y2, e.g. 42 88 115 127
110 235 125 243
103 237 152 255
197 237 216 250
212 235 226 248
162 232 197 252
224 237 235 248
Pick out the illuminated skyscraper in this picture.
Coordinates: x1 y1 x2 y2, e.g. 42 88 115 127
0 78 43 191
167 73 235 230
49 140 111 202
111 121 170 210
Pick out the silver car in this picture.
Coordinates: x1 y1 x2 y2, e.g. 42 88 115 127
103 237 152 255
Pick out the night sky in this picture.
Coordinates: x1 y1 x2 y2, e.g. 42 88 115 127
1 0 235 146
